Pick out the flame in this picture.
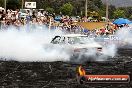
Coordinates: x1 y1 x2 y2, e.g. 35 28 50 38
78 66 86 76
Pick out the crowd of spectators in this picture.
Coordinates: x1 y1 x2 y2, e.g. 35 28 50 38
0 9 129 36
0 9 83 33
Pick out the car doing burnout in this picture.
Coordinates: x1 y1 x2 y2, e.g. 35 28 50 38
51 34 103 59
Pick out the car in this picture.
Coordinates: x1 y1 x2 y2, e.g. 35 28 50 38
19 12 28 18
50 34 103 61
19 9 31 18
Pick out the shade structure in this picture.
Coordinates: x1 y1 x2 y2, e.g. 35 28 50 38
113 18 132 25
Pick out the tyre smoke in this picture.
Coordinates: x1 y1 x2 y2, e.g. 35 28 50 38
0 25 70 62
0 25 131 62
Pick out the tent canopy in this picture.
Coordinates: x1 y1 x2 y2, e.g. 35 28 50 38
113 18 131 25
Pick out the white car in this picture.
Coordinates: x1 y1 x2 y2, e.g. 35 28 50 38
51 34 103 60
19 12 28 18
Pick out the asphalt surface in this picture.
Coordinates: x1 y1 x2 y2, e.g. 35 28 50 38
0 48 132 88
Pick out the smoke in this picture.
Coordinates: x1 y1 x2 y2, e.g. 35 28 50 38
0 24 131 62
97 26 132 61
0 25 70 62
73 26 132 62
71 44 117 62
116 27 132 45
97 27 132 61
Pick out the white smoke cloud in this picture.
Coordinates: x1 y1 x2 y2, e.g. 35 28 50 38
102 44 117 57
75 26 132 62
0 25 70 62
0 24 131 62
116 27 132 45
72 44 117 62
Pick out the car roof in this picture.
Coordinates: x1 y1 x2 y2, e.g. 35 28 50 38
63 34 87 37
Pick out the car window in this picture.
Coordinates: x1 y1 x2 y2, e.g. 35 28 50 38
59 36 65 44
68 37 94 44
68 37 79 44
51 36 61 44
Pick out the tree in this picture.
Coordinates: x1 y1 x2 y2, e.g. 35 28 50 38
71 0 84 16
120 7 132 18
7 0 21 10
129 15 132 20
113 9 125 18
60 3 73 15
98 9 105 17
0 0 4 8
108 5 116 19
92 0 103 9
46 7 54 14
